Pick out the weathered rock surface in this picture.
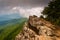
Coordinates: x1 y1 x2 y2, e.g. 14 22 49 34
15 15 60 40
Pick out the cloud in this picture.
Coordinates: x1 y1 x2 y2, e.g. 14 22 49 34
0 0 50 18
0 0 50 8
11 7 44 18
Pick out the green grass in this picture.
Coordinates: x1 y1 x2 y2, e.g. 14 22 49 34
0 18 27 40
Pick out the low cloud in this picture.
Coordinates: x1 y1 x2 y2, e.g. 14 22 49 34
11 7 44 18
0 0 50 18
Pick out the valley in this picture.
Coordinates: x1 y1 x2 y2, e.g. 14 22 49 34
0 18 27 40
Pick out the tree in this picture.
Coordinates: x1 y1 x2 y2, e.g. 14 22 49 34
42 0 60 25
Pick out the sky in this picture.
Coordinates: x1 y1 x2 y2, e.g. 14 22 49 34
0 0 51 18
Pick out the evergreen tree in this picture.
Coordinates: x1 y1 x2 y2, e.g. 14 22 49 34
42 0 60 25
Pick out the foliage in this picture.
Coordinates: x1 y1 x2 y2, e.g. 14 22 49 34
42 0 60 25
0 18 27 40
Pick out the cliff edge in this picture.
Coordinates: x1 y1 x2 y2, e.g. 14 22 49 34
15 15 60 40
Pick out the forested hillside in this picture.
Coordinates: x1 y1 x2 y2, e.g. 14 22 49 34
0 18 27 40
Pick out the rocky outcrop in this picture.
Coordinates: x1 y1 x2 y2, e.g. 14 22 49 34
15 15 60 40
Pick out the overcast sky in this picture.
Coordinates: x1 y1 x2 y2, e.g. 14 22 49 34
0 0 51 18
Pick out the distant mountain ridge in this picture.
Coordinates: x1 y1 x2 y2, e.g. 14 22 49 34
0 18 27 26
0 17 27 40
0 13 21 22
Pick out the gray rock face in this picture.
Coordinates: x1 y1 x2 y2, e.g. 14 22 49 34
15 15 59 40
